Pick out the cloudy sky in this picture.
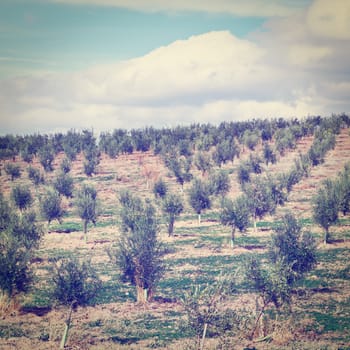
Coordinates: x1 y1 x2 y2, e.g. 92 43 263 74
0 0 349 135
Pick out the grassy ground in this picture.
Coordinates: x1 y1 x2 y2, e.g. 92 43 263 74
0 129 350 349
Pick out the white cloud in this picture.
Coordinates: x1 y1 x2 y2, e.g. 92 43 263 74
47 0 304 17
307 0 350 40
288 45 332 66
1 0 350 135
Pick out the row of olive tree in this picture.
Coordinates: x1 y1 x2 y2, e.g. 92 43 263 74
312 163 350 244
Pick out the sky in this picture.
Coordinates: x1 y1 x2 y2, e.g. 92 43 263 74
0 0 349 135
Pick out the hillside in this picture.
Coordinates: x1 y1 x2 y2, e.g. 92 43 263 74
0 118 350 350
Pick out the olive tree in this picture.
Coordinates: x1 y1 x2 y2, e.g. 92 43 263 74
75 184 99 243
11 184 33 211
153 178 168 199
109 191 165 303
40 189 64 226
244 177 276 231
54 171 74 198
194 152 212 176
51 257 101 349
245 212 317 339
188 178 211 225
312 179 339 244
39 144 55 172
27 166 45 186
4 163 21 181
208 170 230 198
220 195 250 246
0 203 42 313
162 193 184 236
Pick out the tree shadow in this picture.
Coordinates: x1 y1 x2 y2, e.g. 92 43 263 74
20 306 52 316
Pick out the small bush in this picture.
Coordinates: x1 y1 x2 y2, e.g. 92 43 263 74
60 157 71 174
153 178 168 199
11 184 33 211
4 163 21 181
54 172 74 198
27 166 45 186
51 257 101 306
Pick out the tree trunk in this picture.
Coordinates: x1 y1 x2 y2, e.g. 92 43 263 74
324 228 330 244
83 220 88 243
198 213 201 225
60 303 74 349
136 285 148 304
200 323 208 350
230 227 235 248
168 217 175 237
253 215 257 232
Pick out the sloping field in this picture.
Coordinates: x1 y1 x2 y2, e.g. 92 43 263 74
0 128 350 350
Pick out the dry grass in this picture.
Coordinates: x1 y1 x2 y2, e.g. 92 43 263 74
0 129 350 349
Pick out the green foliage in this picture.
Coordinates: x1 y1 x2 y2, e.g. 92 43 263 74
162 193 184 236
11 184 33 211
244 177 276 229
40 189 64 225
51 257 101 306
237 163 251 187
75 184 98 238
220 195 250 241
60 157 71 174
194 152 212 176
242 130 260 151
54 171 74 198
269 212 317 283
247 154 263 174
8 211 43 250
62 130 81 161
4 162 21 181
0 204 42 298
82 130 100 176
20 146 34 163
27 166 45 186
111 192 165 303
188 178 211 223
262 142 276 165
39 144 55 172
181 276 238 344
336 164 350 216
245 213 317 338
275 128 296 155
166 155 193 188
0 231 33 298
312 179 339 243
212 139 239 167
153 178 168 199
208 170 230 198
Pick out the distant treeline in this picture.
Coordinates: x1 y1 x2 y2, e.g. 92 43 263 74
1 114 349 162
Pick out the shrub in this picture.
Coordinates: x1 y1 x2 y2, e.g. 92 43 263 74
220 195 250 244
60 157 71 174
4 163 21 181
51 257 101 307
208 170 230 198
54 172 74 198
27 166 45 186
40 189 64 226
11 185 33 211
39 144 55 172
153 178 168 199
75 184 98 242
162 193 184 236
0 207 42 302
188 178 211 224
109 192 165 303
312 179 339 244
